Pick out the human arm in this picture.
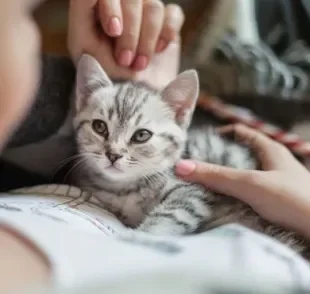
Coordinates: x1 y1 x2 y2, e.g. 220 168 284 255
176 124 310 239
0 1 52 292
0 0 185 291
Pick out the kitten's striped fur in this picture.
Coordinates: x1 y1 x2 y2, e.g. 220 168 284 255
73 55 310 259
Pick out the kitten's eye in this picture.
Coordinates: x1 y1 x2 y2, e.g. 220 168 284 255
131 129 153 144
92 119 108 138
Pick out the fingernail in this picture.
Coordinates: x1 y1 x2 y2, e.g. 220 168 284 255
118 49 134 67
132 55 149 71
175 160 196 176
108 17 122 36
156 38 168 52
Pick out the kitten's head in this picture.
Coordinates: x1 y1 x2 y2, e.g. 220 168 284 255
74 54 199 182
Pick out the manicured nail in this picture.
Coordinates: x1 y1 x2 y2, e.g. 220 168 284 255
156 38 168 52
132 55 149 71
108 17 122 36
118 49 134 67
175 160 196 176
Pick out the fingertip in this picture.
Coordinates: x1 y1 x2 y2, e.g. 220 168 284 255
117 49 134 67
97 0 123 37
175 160 197 176
131 55 149 71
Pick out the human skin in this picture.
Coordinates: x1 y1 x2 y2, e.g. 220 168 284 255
0 0 184 292
3 1 310 292
176 124 310 240
68 0 184 84
0 0 41 152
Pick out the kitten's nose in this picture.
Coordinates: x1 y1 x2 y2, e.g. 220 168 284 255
105 152 123 164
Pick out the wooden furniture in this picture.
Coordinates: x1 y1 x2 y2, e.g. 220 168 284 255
34 0 69 54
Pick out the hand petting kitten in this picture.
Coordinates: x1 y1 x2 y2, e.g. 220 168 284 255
68 0 184 89
177 124 310 240
72 54 310 259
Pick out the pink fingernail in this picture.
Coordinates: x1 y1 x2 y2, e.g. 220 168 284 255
108 17 122 36
175 160 196 176
156 38 168 52
132 55 149 71
118 49 134 67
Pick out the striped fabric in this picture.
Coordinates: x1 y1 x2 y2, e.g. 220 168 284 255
198 93 310 158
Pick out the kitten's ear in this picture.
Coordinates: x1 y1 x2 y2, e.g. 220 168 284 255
161 70 199 127
75 54 113 111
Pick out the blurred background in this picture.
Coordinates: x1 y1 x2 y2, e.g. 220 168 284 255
34 0 310 138
34 0 310 98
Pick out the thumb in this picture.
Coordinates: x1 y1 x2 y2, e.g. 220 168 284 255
175 160 260 201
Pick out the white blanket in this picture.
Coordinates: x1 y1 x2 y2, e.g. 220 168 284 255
0 185 309 294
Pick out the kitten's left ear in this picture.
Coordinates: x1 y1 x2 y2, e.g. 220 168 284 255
76 54 113 111
161 70 199 128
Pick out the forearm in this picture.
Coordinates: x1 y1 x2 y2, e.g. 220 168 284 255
289 202 310 241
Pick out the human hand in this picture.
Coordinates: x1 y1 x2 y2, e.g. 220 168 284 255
68 0 184 88
176 124 310 238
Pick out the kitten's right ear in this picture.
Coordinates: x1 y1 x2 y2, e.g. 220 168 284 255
76 54 113 111
161 70 199 128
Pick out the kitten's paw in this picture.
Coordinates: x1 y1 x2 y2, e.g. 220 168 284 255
59 191 92 208
137 219 195 236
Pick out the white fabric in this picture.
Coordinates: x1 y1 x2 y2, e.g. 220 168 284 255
235 0 260 45
1 184 310 294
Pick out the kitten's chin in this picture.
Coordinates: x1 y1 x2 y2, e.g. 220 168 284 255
105 166 123 173
103 166 124 176
101 166 135 182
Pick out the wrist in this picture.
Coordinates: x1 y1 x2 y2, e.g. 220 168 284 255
284 201 310 241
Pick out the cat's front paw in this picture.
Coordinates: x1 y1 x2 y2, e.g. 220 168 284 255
137 218 195 236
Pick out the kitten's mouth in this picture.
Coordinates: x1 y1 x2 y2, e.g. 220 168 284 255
105 165 123 173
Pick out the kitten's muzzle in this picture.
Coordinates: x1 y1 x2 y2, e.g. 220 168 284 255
105 151 123 164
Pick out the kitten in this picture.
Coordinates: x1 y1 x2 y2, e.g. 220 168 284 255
73 54 309 259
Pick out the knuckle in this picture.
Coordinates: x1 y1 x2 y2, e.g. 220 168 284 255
232 124 247 141
233 123 245 133
122 0 141 5
144 0 165 13
243 170 262 186
121 0 141 12
166 4 185 22
166 3 183 13
249 133 261 147
273 141 290 155
124 30 138 39
102 0 121 12
206 164 223 176
119 31 139 48
138 40 155 53
161 25 175 39
233 125 261 146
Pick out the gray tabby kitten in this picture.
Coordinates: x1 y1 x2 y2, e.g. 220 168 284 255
73 54 309 258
